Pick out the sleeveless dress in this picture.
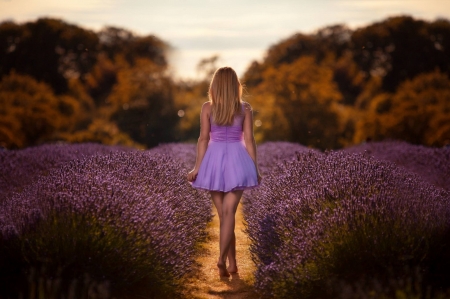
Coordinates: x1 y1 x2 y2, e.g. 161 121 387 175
191 103 259 192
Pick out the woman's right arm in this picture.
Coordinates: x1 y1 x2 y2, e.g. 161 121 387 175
187 102 211 182
243 102 262 183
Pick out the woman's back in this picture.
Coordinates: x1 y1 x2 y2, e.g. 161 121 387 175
210 103 245 143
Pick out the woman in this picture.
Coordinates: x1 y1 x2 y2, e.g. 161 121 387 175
187 66 261 277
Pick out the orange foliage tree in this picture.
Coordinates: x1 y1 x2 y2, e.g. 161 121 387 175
106 57 178 147
0 73 87 148
0 18 175 149
2 16 450 149
354 70 450 146
243 16 450 148
248 56 344 149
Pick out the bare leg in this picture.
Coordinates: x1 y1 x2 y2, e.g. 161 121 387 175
210 191 229 277
211 192 238 273
218 190 243 276
211 191 242 276
227 233 238 273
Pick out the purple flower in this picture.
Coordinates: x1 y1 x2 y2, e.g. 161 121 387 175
0 142 211 296
244 142 450 298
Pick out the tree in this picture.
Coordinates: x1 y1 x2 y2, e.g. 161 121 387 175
0 18 176 149
0 73 65 147
260 25 351 69
56 118 139 147
97 26 168 67
0 18 170 96
332 50 365 106
0 18 98 93
107 58 178 147
351 16 450 91
355 70 450 146
84 53 119 107
173 79 209 142
250 56 344 149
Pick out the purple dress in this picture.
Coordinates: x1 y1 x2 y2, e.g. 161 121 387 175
191 104 259 192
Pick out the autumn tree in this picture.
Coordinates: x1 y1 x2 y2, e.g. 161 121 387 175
2 16 450 149
249 56 343 149
0 18 176 148
106 58 178 147
351 16 450 91
354 70 450 146
84 26 169 106
243 16 450 148
0 18 98 93
0 72 90 148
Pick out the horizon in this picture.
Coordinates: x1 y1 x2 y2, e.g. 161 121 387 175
1 0 450 79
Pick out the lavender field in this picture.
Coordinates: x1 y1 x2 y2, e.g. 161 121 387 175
0 143 210 298
0 141 449 298
245 141 450 298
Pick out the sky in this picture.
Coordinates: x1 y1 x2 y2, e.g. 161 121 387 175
1 0 450 80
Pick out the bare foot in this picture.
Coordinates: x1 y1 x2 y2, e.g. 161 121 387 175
227 265 238 273
217 262 230 277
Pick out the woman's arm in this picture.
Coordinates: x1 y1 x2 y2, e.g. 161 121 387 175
187 102 211 182
242 102 262 183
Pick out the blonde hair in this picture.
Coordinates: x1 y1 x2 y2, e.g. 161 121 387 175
208 67 242 126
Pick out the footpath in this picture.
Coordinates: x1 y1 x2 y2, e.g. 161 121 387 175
183 203 259 299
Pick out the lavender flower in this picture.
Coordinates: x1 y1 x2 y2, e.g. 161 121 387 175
0 142 135 200
245 145 450 298
256 141 318 175
0 143 211 297
343 141 450 190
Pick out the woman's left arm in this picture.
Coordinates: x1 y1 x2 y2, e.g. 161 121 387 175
242 102 262 184
187 102 211 182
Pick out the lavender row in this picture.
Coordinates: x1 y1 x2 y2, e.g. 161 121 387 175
0 143 211 297
0 142 135 200
148 142 197 169
245 148 450 298
343 141 450 190
255 141 316 174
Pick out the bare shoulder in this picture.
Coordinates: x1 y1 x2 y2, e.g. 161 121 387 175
202 101 211 110
241 101 253 114
201 101 211 115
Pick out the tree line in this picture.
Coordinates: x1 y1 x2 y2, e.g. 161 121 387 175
0 18 175 148
1 16 449 150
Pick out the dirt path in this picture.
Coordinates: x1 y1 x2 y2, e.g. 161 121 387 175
183 202 259 299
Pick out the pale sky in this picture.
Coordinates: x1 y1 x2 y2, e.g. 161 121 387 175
1 0 450 79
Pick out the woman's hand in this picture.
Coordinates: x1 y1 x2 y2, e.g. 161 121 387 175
187 168 199 182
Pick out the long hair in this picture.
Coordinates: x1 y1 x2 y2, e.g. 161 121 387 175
208 67 242 126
